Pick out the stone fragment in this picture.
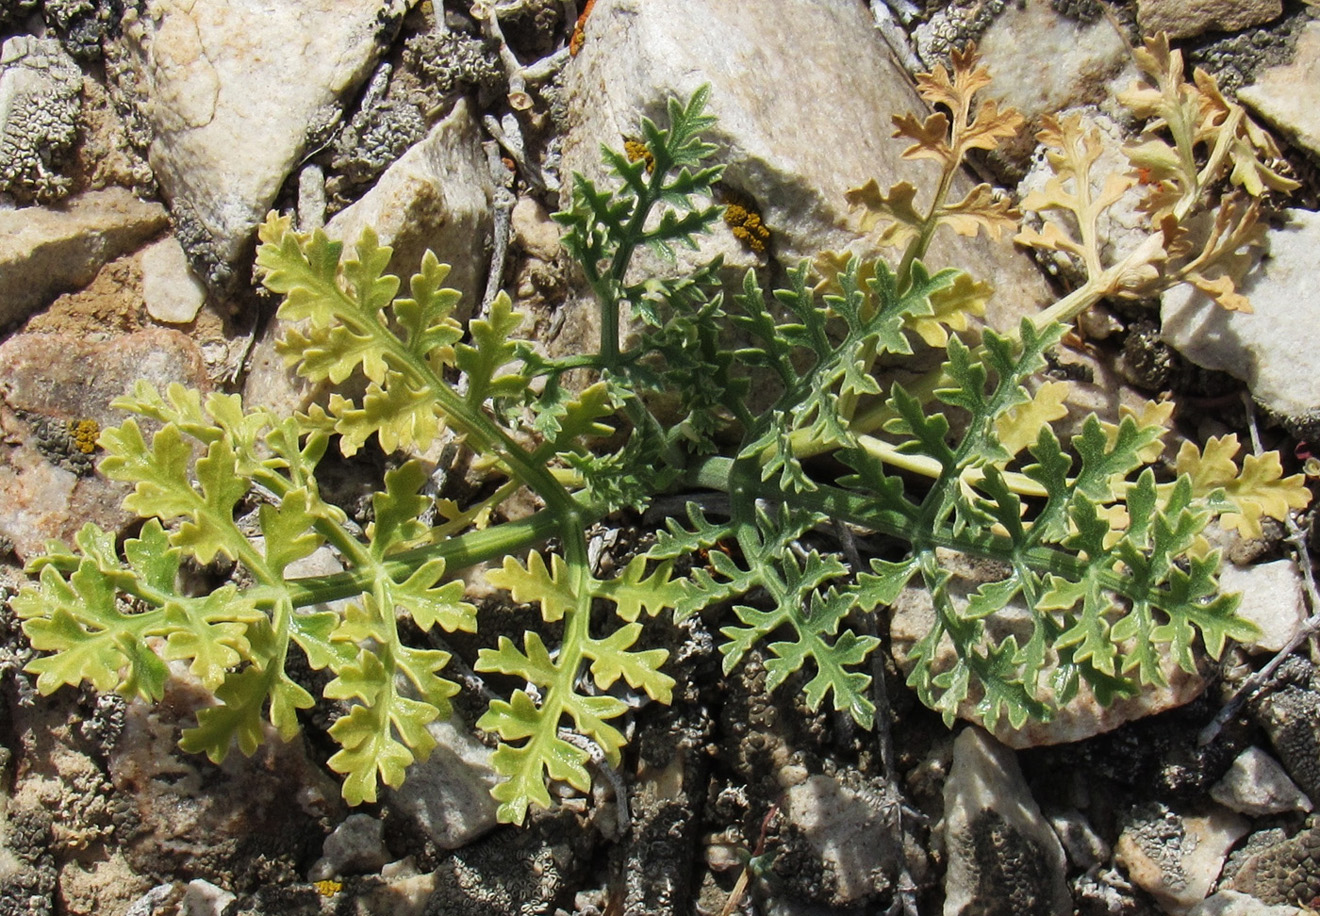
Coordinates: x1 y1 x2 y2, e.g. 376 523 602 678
942 728 1071 916
383 717 501 851
244 98 492 419
0 326 207 560
0 187 168 328
1189 890 1304 916
779 772 903 907
1161 210 1320 437
107 663 344 888
1212 747 1314 817
1227 817 1320 907
1048 808 1111 871
1254 680 1320 803
310 813 390 880
110 0 409 289
561 0 1054 349
890 548 1208 747
0 34 82 203
974 2 1130 171
180 879 236 916
324 98 492 310
1116 802 1251 914
1220 561 1307 654
1239 21 1320 162
141 234 206 324
1138 0 1282 40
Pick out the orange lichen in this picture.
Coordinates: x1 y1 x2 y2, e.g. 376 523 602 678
724 203 770 253
569 0 596 56
313 879 342 897
624 138 654 173
67 418 100 454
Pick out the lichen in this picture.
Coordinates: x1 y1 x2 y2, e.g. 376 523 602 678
723 201 770 254
0 36 83 204
402 30 504 98
623 138 654 173
66 418 100 455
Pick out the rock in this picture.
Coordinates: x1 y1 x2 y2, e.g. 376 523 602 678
1238 20 1320 162
1254 680 1320 803
0 326 208 561
890 548 1209 748
1190 890 1304 916
1116 802 1251 914
107 663 344 891
1161 209 1320 437
1048 808 1111 871
1212 747 1313 817
141 234 207 324
562 0 1054 348
309 813 390 880
1138 0 1282 40
942 728 1071 916
109 0 410 290
244 98 493 419
0 34 82 204
383 717 501 851
778 772 903 907
0 187 168 328
511 193 561 262
973 2 1130 172
180 879 236 916
1221 560 1308 654
324 97 492 311
1228 817 1320 907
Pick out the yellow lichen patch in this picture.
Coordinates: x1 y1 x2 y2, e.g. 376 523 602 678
313 879 342 897
67 418 100 454
624 138 654 173
724 203 770 253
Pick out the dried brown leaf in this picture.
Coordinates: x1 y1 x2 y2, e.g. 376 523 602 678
940 184 1019 240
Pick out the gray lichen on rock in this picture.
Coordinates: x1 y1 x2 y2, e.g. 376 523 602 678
0 35 83 204
402 29 505 98
1229 817 1320 907
1185 4 1314 93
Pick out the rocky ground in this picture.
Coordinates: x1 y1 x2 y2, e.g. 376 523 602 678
2 0 1320 914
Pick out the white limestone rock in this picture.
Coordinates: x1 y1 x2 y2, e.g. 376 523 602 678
942 728 1071 916
0 187 168 327
1161 209 1320 435
141 235 206 324
1220 560 1308 654
111 0 409 289
1137 0 1282 40
561 0 1054 353
1239 20 1320 162
1189 891 1304 916
1211 746 1314 817
1116 802 1251 915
